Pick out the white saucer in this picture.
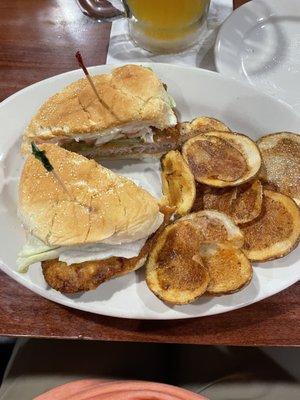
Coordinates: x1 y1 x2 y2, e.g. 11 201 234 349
215 0 300 114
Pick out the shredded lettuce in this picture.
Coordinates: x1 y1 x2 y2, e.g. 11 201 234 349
18 248 61 273
167 93 176 108
105 138 142 147
17 235 60 273
17 234 146 273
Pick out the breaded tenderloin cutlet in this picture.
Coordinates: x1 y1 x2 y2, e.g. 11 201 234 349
42 253 147 293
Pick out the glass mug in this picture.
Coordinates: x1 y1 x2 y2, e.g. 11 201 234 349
77 0 211 53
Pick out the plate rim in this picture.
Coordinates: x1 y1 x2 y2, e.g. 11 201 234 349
0 62 299 320
1 258 299 320
1 62 298 116
214 0 300 80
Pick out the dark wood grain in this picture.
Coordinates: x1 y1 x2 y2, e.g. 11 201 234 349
0 0 111 102
1 0 299 346
233 0 251 8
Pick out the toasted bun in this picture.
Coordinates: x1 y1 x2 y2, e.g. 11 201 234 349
22 65 177 152
19 144 162 246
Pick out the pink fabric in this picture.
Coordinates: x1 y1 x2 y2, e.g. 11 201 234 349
34 379 208 400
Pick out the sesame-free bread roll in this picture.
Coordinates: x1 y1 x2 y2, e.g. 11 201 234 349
19 144 163 246
22 65 177 153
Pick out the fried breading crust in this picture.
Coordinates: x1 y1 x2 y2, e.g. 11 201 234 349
42 206 173 293
42 254 147 293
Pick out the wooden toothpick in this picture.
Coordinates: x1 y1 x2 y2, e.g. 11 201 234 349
75 51 119 120
76 51 104 105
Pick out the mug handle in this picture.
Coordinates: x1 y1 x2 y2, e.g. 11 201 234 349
77 0 130 22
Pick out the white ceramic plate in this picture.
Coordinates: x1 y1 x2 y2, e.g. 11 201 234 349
0 63 299 320
215 0 300 114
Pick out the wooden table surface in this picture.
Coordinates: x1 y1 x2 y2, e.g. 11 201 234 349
1 0 299 346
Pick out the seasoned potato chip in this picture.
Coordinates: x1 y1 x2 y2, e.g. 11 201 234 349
257 132 300 205
203 180 263 225
146 221 210 304
182 131 261 187
146 209 245 304
181 210 244 248
200 243 252 295
187 116 231 134
191 183 205 212
161 150 196 216
241 190 300 261
154 116 231 150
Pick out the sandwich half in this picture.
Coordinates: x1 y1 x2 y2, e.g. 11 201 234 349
22 65 177 157
17 144 164 291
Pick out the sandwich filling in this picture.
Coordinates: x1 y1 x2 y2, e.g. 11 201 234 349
17 212 164 272
63 124 185 158
43 122 156 147
17 235 146 272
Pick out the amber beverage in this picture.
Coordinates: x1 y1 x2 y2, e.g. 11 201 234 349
126 0 211 52
78 0 211 53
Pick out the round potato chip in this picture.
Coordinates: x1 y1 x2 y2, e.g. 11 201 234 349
182 210 244 248
203 179 263 225
146 221 210 304
188 116 231 133
257 132 300 206
200 243 252 295
182 131 261 187
146 210 244 304
161 150 196 216
241 190 300 261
